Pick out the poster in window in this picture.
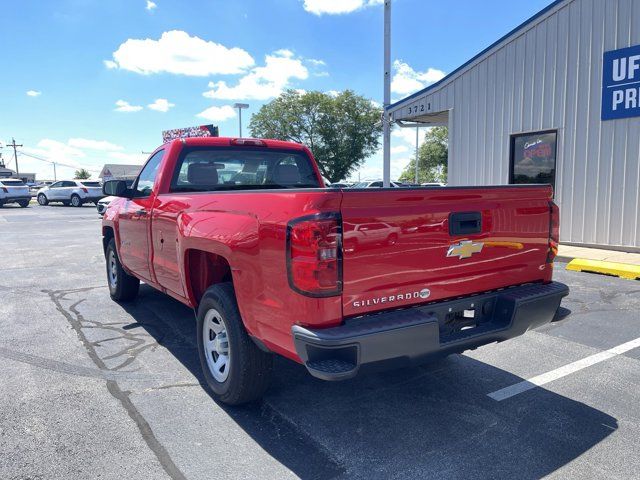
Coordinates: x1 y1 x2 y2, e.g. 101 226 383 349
510 131 557 190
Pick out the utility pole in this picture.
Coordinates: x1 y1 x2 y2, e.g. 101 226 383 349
8 138 23 176
382 0 391 187
233 103 249 137
53 162 57 182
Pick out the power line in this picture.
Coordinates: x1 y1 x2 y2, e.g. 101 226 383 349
17 150 101 174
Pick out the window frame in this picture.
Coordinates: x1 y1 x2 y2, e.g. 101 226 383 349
168 146 321 193
132 149 165 198
509 129 558 189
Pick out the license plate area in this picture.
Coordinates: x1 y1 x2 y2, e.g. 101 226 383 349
416 292 509 344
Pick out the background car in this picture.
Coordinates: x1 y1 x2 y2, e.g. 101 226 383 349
37 180 104 207
351 180 403 188
0 178 31 208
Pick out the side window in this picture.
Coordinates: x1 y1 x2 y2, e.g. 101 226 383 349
50 182 62 188
509 130 557 191
370 182 383 188
134 150 165 197
63 181 77 187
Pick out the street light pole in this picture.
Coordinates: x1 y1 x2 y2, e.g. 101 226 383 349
382 0 391 187
415 125 419 184
233 103 249 137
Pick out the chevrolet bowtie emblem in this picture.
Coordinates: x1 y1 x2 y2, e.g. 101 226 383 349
447 240 484 259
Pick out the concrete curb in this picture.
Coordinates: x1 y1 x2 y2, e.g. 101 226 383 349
566 258 640 280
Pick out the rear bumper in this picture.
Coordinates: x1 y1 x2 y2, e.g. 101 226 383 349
292 281 569 381
0 196 30 203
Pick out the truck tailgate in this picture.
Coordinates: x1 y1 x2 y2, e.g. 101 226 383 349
340 186 554 317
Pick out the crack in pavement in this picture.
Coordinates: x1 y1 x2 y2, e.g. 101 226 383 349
0 347 153 381
44 287 187 480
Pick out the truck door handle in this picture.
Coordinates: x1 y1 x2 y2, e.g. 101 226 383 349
135 209 148 217
449 212 482 235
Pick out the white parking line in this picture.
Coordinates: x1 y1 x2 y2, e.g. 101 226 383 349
488 336 640 401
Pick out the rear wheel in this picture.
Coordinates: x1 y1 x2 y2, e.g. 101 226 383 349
18 200 29 208
71 194 82 207
37 194 48 206
197 283 273 405
106 238 139 302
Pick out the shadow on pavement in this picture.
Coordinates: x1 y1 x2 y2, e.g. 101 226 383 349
120 285 617 480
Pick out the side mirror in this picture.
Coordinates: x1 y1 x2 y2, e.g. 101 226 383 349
103 180 131 197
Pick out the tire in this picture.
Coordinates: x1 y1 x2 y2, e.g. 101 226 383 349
386 233 398 246
71 194 83 207
18 200 29 208
105 238 140 302
37 194 48 206
197 283 273 405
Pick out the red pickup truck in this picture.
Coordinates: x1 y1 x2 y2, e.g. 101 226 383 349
102 137 568 405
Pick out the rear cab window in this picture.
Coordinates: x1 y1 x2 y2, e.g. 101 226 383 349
170 147 321 192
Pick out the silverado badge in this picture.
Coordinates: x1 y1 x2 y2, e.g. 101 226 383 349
447 240 484 259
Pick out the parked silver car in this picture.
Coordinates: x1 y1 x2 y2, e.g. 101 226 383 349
0 179 31 208
36 180 104 207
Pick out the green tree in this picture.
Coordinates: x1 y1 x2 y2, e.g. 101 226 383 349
399 126 448 183
249 89 382 182
74 168 91 179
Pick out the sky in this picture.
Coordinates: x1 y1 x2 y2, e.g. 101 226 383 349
0 0 552 181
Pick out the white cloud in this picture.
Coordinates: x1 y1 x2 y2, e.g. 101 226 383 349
148 98 175 112
26 90 41 97
105 30 254 76
68 138 124 151
391 60 446 96
303 0 383 15
196 105 237 122
146 0 157 11
391 145 409 154
326 90 340 97
392 127 428 148
114 100 143 112
108 151 148 163
307 58 326 67
203 50 308 101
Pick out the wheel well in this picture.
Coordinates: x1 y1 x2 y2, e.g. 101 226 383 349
102 226 114 255
185 249 232 306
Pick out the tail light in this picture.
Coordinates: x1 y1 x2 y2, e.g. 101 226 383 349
1 187 7 193
547 201 560 262
82 187 88 193
230 138 266 147
286 213 342 297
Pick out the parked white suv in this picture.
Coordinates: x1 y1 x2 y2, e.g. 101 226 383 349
0 179 31 208
37 180 104 207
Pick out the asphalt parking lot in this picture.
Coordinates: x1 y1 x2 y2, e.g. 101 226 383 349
1 204 639 480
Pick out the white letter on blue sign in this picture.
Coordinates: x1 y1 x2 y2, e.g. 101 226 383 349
625 88 638 109
613 90 624 110
613 58 627 81
630 55 640 80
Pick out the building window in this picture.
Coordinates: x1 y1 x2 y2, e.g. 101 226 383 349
509 130 557 190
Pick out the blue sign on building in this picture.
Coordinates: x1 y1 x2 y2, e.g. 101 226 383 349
602 44 640 121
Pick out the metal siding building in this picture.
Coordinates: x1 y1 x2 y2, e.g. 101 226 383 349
388 0 640 249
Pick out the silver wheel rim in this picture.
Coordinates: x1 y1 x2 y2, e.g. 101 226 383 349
108 250 117 288
203 309 230 382
72 196 80 206
38 195 46 205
